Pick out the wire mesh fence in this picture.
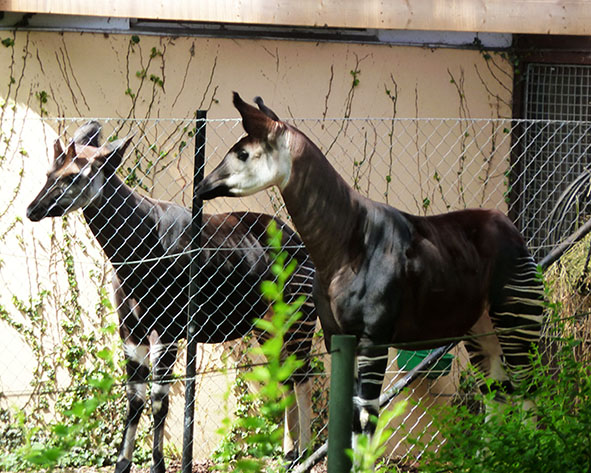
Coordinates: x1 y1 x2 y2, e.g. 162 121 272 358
1 113 591 470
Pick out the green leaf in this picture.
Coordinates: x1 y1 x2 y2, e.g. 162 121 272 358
252 318 274 333
96 347 113 362
260 337 282 359
260 280 280 300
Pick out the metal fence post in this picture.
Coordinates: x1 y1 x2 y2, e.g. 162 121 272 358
327 334 356 473
182 110 207 473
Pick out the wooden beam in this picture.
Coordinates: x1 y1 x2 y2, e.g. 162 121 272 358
0 0 589 35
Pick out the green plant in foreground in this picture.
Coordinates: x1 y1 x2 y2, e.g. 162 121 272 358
412 295 591 473
0 215 136 470
347 402 408 473
213 220 305 473
1 325 120 471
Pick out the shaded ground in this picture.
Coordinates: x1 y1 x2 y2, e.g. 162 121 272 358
55 457 419 473
144 457 418 473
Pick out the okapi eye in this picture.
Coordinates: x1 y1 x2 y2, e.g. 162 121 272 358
237 149 249 162
64 174 82 186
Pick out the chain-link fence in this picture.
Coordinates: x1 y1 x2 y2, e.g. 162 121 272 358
1 113 591 470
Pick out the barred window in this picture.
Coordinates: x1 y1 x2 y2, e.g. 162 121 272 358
516 63 591 258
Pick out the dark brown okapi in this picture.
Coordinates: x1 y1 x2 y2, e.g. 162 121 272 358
26 122 316 473
196 93 545 444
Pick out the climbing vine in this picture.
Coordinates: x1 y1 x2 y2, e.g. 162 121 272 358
0 34 150 470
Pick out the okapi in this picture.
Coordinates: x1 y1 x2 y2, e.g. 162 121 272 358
196 93 546 444
26 122 317 473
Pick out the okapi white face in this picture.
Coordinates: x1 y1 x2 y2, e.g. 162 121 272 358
196 93 292 200
26 137 131 222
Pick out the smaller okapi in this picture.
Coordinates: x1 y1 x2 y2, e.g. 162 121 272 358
196 93 546 445
26 122 317 473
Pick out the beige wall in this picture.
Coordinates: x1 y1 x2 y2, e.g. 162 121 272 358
0 30 513 462
2 30 513 212
0 32 511 119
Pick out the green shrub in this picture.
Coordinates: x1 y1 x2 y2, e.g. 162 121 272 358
0 330 120 471
412 335 591 472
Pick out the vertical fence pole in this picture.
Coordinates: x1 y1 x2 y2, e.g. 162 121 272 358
327 334 356 473
182 110 207 473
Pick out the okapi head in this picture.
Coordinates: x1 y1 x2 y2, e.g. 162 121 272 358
27 122 132 222
196 92 293 200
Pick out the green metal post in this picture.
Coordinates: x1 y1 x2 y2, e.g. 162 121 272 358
327 334 356 473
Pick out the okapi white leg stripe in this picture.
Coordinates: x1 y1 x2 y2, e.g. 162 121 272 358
361 378 385 385
118 423 139 461
359 409 371 431
357 354 389 362
150 342 175 363
359 371 387 378
353 396 380 407
494 311 545 321
129 381 148 402
124 343 149 366
354 397 379 432
151 383 171 413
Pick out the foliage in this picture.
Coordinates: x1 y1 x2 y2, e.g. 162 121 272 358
544 234 591 362
0 325 120 471
213 221 305 473
411 284 591 473
347 403 407 473
0 215 150 470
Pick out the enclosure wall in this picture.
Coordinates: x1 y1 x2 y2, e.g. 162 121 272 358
0 30 513 465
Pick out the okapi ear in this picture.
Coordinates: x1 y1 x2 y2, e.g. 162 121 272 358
53 139 65 163
254 96 280 121
97 135 134 174
64 140 77 163
74 120 102 147
233 92 283 140
52 139 69 171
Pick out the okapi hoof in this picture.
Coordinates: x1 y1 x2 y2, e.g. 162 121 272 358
284 449 299 463
114 459 132 473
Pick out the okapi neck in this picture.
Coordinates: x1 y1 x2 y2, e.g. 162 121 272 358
281 146 363 280
82 175 147 262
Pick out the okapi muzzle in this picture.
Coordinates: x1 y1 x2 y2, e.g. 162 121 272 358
26 173 93 221
195 176 232 200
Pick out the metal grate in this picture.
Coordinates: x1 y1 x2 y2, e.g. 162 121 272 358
518 63 591 258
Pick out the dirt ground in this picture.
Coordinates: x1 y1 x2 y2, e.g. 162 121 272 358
57 457 419 473
161 458 418 472
139 457 418 473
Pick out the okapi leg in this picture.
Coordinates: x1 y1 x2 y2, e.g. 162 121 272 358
149 337 178 473
283 378 313 460
294 379 312 453
284 385 300 459
491 256 545 390
353 346 389 441
464 311 510 396
115 342 150 473
280 272 316 459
